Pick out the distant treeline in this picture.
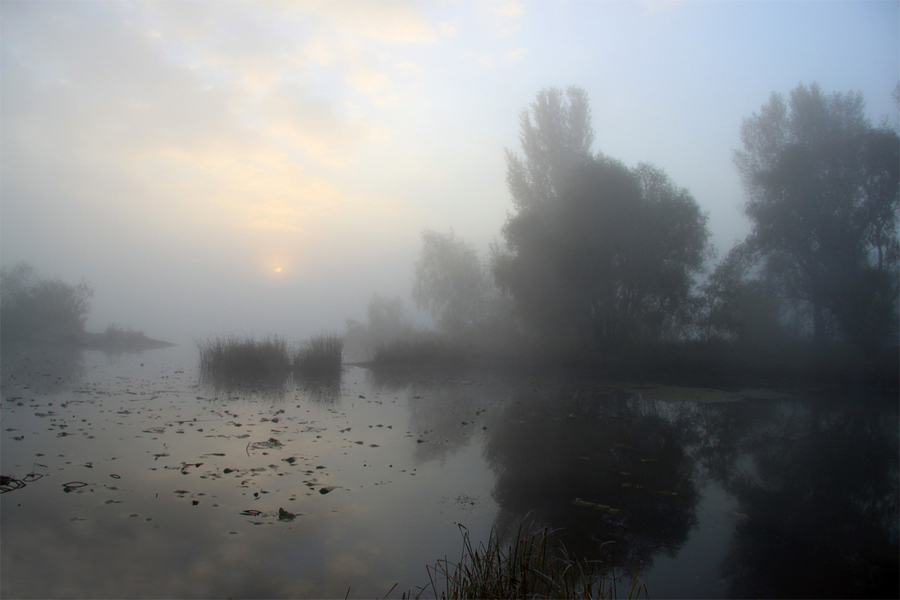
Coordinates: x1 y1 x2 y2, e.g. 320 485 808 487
350 83 899 382
0 262 93 343
0 262 168 350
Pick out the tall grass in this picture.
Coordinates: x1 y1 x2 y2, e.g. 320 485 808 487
405 523 647 600
198 333 344 382
371 336 467 367
198 335 292 381
293 332 344 377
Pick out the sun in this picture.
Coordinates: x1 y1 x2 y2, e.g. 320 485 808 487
274 267 283 273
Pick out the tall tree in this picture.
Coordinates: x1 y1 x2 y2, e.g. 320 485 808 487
496 154 709 348
413 229 496 336
495 87 709 348
733 83 900 353
504 86 595 212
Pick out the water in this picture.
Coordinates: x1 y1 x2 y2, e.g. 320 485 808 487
2 343 897 598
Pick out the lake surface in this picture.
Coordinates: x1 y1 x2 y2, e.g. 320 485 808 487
2 342 897 599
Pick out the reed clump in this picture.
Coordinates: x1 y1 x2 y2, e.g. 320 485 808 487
372 336 467 367
405 523 646 600
198 335 292 380
293 332 344 377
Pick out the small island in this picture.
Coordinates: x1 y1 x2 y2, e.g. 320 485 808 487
0 262 173 352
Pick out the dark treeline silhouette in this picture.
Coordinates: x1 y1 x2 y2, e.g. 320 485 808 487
374 83 899 386
724 83 899 360
1 262 93 343
0 261 171 351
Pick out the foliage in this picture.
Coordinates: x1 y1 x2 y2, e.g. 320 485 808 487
505 86 595 212
371 333 467 367
0 262 93 342
495 155 710 349
293 332 343 377
733 82 900 354
699 244 785 345
413 229 501 337
495 88 710 349
345 294 416 360
406 523 645 600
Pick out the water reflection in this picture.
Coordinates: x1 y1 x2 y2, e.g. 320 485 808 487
0 341 87 395
2 344 897 599
707 395 899 598
484 383 700 572
199 369 343 404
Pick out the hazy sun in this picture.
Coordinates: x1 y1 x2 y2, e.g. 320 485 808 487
274 267 283 273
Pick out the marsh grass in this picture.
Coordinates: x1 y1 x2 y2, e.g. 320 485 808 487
372 336 467 367
404 523 647 600
198 333 344 382
198 335 292 381
293 332 344 378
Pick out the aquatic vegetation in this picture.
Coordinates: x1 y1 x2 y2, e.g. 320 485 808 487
293 332 344 377
371 335 467 367
197 335 292 380
406 523 647 600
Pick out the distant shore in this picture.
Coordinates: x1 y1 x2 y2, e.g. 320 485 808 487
1 330 176 352
79 330 176 351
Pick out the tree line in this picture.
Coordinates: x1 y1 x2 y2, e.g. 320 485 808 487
408 83 899 366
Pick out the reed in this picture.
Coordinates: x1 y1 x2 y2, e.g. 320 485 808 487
293 332 344 377
371 336 467 367
405 523 647 600
197 335 292 380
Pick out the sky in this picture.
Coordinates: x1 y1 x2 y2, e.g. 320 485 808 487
2 0 898 345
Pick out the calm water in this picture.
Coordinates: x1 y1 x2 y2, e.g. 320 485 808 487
1 343 897 599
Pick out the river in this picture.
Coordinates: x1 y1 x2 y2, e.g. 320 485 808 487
1 342 897 598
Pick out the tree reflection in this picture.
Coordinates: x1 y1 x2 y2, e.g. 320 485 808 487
0 341 86 394
702 395 899 598
484 383 700 572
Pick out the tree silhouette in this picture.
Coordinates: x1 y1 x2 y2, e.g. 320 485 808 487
733 82 900 355
495 153 709 348
0 262 93 342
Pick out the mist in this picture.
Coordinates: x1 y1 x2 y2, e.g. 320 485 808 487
3 1 897 349
1 4 898 598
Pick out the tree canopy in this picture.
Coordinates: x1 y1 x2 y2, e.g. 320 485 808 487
0 262 93 342
494 87 710 349
733 82 900 354
496 156 709 348
505 86 595 212
413 229 497 337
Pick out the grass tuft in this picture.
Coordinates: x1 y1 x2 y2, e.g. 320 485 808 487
372 335 467 367
198 335 292 381
403 523 647 600
293 332 344 378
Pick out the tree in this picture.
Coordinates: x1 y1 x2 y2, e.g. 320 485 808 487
412 229 497 336
505 86 594 212
699 243 784 345
494 88 710 348
733 83 900 354
0 262 93 342
345 293 413 345
496 156 709 348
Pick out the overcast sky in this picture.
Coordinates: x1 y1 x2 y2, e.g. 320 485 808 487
2 0 898 344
